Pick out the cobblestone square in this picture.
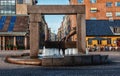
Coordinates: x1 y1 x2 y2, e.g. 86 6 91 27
0 51 120 76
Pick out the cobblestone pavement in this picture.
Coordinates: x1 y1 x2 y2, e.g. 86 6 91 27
0 51 120 76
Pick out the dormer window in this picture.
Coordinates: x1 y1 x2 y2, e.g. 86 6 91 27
113 27 120 33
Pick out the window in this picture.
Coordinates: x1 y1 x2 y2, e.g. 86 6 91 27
5 36 14 47
88 39 92 45
90 17 97 20
116 12 120 16
17 0 23 4
78 0 84 4
106 12 112 17
113 27 118 33
113 27 120 33
90 0 96 3
115 2 120 6
106 2 112 7
90 8 97 13
109 17 114 22
16 36 25 49
98 40 102 44
0 0 16 15
25 0 31 4
107 38 111 44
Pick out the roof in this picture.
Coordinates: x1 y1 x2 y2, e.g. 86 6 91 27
0 16 28 33
86 20 120 36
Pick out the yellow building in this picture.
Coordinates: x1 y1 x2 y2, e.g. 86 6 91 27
86 19 120 48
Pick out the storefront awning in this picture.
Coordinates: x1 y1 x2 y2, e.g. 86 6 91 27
89 37 108 40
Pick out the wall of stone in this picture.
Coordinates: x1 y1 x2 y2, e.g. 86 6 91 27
16 4 27 15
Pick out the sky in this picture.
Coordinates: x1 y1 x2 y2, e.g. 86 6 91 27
37 0 69 34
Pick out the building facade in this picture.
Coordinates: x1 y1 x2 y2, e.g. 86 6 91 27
0 0 37 15
68 0 120 49
57 15 71 41
0 0 40 50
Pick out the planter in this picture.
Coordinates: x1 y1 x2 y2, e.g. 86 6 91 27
13 46 18 50
6 48 9 50
13 47 17 50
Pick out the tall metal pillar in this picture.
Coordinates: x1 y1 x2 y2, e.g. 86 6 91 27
29 14 42 58
76 14 86 53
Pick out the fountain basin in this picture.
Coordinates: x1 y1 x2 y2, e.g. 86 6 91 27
42 54 109 66
5 56 42 65
5 54 109 66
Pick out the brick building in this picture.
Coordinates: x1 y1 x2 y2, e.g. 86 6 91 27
57 15 71 41
0 0 47 50
69 0 120 48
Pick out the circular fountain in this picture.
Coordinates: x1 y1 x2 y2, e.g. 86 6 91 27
5 48 109 66
5 46 78 66
5 42 109 66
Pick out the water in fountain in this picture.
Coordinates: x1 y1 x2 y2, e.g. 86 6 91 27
65 48 78 55
41 46 78 57
42 46 60 56
72 48 78 54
